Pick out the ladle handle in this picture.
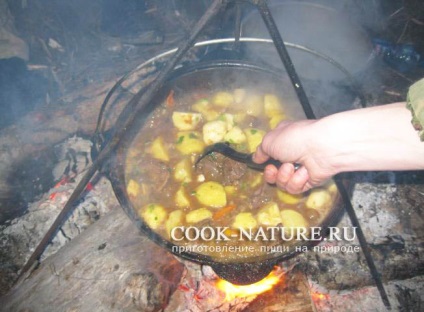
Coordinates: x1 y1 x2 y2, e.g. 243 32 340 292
247 154 299 172
196 142 299 172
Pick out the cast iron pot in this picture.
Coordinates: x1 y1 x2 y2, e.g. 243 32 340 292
106 60 346 285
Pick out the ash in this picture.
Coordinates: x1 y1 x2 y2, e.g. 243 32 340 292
297 172 424 311
0 136 120 294
310 276 424 312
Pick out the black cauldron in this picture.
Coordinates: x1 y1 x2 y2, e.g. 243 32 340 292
106 61 346 284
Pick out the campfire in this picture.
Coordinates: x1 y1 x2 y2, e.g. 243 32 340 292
165 263 318 311
215 268 284 302
0 0 423 311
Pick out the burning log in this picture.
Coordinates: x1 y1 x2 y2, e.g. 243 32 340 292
0 209 184 312
165 264 315 312
244 269 314 312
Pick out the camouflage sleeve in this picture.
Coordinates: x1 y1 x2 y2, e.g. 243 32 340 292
406 78 424 141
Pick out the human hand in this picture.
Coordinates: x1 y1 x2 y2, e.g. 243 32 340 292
253 102 424 194
253 120 338 194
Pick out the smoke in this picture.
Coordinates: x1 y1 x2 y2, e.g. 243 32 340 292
0 0 415 223
0 58 49 130
240 0 385 116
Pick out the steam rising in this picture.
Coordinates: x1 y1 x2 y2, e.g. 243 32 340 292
241 0 377 117
0 0 388 222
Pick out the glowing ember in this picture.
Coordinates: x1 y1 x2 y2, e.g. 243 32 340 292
311 291 330 302
215 268 284 302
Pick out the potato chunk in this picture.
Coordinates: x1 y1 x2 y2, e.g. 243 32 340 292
224 185 237 196
224 126 246 144
245 94 263 117
195 181 227 208
269 114 285 129
244 128 266 153
175 131 205 155
175 186 190 208
233 88 246 104
186 208 212 223
172 112 202 130
192 98 209 111
232 212 258 230
257 202 282 226
264 94 284 118
149 136 169 162
219 113 235 130
203 120 227 145
213 91 234 107
173 158 192 182
305 188 332 212
126 179 140 197
325 180 338 195
192 99 220 121
140 203 167 230
277 190 304 205
280 209 308 230
234 112 247 123
166 210 183 238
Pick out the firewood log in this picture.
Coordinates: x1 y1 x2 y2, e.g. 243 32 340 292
0 209 184 312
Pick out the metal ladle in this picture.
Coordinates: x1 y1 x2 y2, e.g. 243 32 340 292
195 142 289 171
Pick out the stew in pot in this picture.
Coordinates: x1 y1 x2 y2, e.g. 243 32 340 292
124 87 338 261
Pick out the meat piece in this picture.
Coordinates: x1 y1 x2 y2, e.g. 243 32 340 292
222 158 247 185
251 183 273 209
196 151 248 186
195 153 224 181
140 159 170 191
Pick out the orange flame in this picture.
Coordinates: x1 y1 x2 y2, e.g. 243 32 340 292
215 268 284 302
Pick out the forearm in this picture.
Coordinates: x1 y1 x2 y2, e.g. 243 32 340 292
315 102 424 173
